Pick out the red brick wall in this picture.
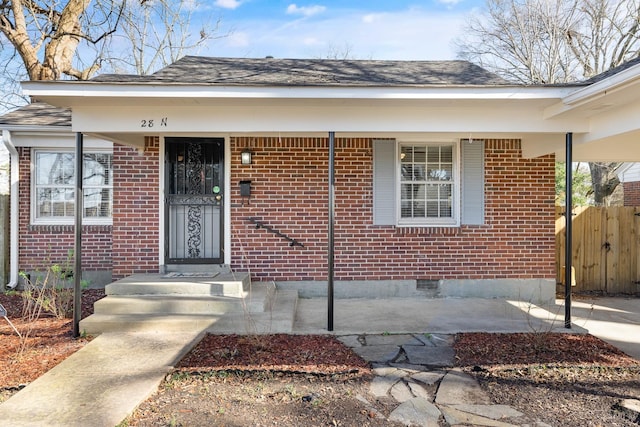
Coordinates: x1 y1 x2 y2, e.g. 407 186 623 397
18 136 554 284
230 137 556 282
111 138 160 278
623 181 640 206
17 147 113 275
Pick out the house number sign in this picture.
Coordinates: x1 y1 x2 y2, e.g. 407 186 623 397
140 117 168 128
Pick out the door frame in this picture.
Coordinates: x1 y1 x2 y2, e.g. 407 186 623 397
159 136 231 267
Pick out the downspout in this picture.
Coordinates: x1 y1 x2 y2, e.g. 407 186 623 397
1 130 19 289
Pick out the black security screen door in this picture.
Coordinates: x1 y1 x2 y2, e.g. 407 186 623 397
165 137 224 264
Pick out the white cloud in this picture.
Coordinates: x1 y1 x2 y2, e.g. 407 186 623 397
215 0 242 9
286 4 326 17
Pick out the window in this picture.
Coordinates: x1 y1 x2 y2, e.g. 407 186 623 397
33 150 113 224
398 142 459 226
374 139 483 227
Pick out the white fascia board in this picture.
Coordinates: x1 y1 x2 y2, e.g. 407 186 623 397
562 63 640 106
22 81 572 101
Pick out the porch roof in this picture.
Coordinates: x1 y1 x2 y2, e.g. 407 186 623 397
0 102 70 130
14 56 640 161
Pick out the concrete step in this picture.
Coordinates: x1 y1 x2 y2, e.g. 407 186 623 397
81 289 298 335
206 289 299 334
81 281 298 335
105 272 250 298
93 295 263 315
163 264 232 274
79 313 225 334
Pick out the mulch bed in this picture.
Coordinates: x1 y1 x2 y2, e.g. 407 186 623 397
0 289 105 392
177 334 371 376
454 332 640 367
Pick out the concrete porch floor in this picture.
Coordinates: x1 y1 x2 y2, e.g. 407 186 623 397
292 296 640 360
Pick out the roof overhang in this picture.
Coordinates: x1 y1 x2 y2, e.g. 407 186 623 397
19 63 640 161
2 126 112 149
21 81 573 103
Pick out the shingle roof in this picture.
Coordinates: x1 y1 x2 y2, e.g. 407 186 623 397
0 102 71 127
91 56 510 86
582 56 640 84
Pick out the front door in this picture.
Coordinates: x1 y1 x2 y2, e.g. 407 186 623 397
165 137 224 264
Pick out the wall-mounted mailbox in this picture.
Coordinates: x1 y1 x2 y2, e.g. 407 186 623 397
239 180 252 197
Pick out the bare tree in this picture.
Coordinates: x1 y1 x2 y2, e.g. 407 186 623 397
103 0 221 75
456 0 640 205
0 0 124 81
0 0 222 112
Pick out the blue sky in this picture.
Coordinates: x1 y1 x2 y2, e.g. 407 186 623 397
202 0 485 60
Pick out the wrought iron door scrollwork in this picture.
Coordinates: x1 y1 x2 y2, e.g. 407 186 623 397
186 143 203 258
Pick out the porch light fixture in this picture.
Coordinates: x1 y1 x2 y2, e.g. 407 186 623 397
241 149 252 165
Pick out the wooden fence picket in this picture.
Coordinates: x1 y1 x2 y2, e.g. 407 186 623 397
556 205 640 294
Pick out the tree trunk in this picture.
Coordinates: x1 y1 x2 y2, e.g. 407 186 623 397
589 162 621 206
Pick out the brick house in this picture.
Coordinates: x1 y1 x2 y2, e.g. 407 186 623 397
617 163 640 206
4 56 640 304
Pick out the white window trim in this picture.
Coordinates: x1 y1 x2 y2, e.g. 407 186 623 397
31 148 114 226
396 140 460 227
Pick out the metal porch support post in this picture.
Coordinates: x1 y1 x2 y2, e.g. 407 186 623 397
328 131 335 331
73 132 84 337
565 132 572 329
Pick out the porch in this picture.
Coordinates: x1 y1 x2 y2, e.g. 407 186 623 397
82 271 558 337
79 272 299 335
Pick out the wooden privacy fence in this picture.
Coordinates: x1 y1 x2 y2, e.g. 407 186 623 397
556 205 640 294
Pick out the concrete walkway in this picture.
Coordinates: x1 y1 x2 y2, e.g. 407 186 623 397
569 297 640 360
0 296 638 426
0 331 203 427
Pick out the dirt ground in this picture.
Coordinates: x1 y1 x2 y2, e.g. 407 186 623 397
1 291 640 426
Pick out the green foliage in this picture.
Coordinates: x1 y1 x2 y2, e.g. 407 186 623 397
555 162 592 207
